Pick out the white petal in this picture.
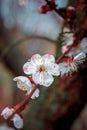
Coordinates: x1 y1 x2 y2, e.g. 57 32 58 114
42 72 54 87
62 67 71 75
1 107 14 119
52 64 60 76
46 63 60 76
62 33 74 45
42 54 55 65
70 63 77 71
32 71 54 86
13 76 32 91
31 54 43 65
58 63 70 76
32 72 44 85
59 62 78 76
74 52 86 64
31 88 40 99
23 62 36 75
12 114 23 129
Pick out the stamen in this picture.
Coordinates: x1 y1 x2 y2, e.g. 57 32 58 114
38 65 45 72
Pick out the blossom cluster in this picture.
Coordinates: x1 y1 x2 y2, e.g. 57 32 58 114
14 52 86 93
61 27 87 56
1 46 86 129
1 51 86 128
1 107 23 129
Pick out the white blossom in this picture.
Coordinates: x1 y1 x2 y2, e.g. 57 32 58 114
11 114 23 129
59 52 86 76
1 107 14 120
13 76 32 91
23 54 60 87
28 87 40 99
61 27 74 54
62 31 74 46
1 107 23 129
74 52 86 64
13 76 39 99
62 37 87 56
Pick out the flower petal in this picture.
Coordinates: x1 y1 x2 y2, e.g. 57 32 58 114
33 72 54 87
23 62 36 75
30 88 40 99
58 63 70 76
13 76 32 91
42 72 54 87
1 107 14 119
42 54 55 65
31 54 43 65
59 62 78 76
12 114 23 129
62 33 74 45
74 52 86 64
47 63 60 76
32 72 44 85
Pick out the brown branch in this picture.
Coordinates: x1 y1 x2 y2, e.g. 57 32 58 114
56 44 74 63
44 0 66 20
7 84 39 121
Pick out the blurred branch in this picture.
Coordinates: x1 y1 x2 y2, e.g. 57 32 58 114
44 0 66 20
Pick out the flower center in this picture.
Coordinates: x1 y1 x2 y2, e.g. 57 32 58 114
21 86 27 91
64 57 73 65
38 65 45 72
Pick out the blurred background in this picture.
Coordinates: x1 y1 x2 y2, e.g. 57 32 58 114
0 0 87 130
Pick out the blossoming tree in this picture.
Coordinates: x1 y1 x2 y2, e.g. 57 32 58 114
0 0 87 129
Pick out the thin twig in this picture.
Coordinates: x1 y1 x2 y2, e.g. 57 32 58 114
44 0 66 20
56 44 75 63
7 84 39 121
